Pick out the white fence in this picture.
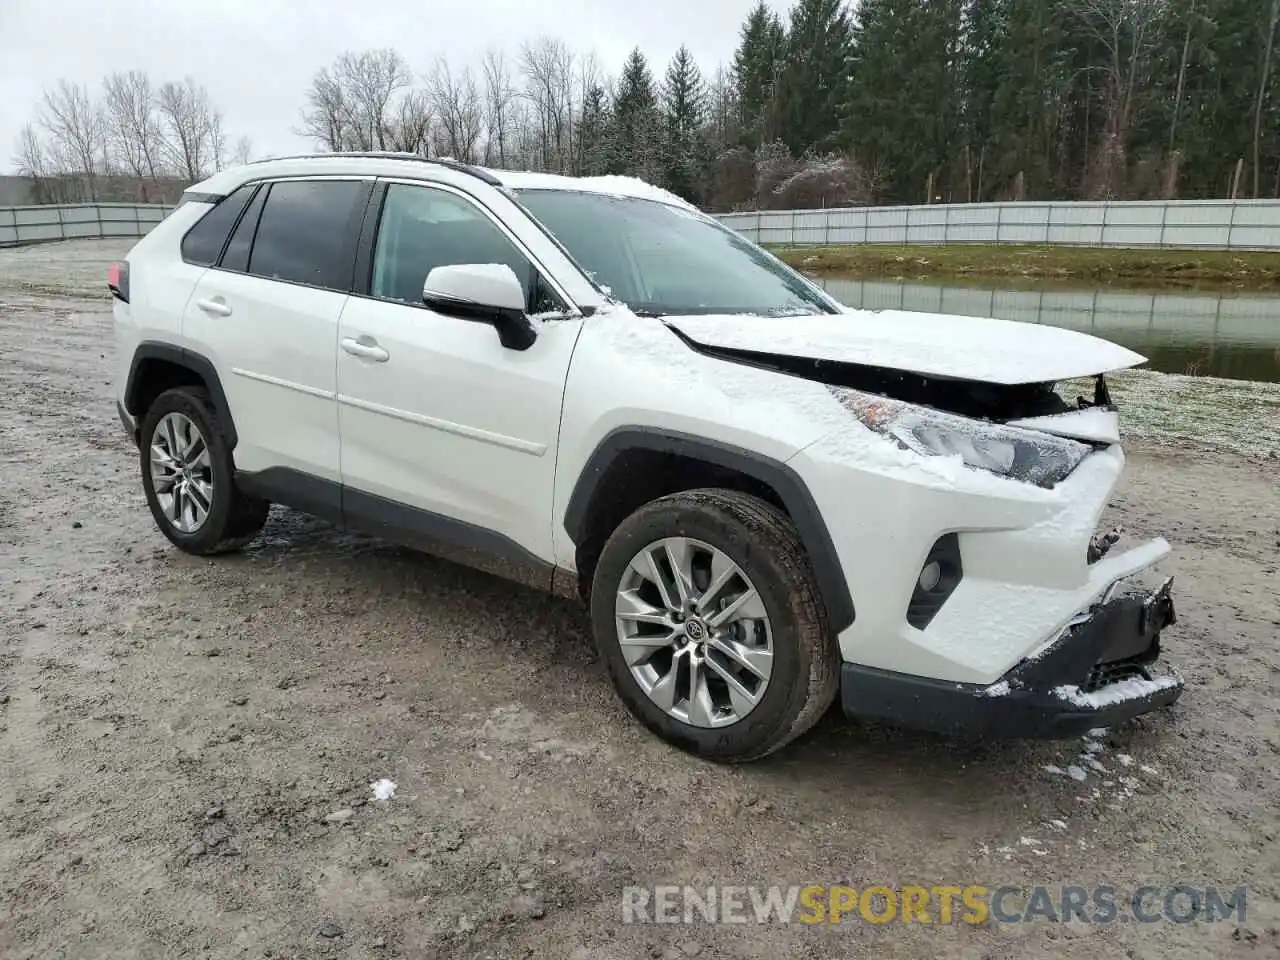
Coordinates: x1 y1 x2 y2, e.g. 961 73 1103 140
3 198 1280 250
0 203 171 247
717 199 1280 250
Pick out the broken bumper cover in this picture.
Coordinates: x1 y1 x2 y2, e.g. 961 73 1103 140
841 578 1183 738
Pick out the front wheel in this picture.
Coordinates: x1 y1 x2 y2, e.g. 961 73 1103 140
590 489 839 762
139 386 269 555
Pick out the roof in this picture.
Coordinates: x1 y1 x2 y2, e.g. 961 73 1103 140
189 153 696 211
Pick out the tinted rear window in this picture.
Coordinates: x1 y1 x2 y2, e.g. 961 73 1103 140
180 185 255 266
247 180 364 289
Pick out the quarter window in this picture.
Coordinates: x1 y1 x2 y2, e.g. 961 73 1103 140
247 180 365 289
370 183 565 314
180 184 255 266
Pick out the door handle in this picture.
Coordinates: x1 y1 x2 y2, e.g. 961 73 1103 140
195 298 232 317
341 336 389 362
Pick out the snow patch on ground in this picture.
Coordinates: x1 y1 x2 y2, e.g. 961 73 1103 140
371 778 397 801
982 681 1012 697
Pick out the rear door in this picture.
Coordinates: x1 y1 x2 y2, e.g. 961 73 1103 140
180 177 371 487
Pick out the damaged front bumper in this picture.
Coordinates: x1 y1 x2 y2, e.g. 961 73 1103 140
840 576 1183 738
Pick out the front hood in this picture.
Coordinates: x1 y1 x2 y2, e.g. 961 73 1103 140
663 310 1146 386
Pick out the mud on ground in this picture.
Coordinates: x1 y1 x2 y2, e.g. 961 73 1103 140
1 242 1278 959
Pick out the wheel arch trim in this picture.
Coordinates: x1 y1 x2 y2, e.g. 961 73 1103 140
125 341 237 449
562 427 855 632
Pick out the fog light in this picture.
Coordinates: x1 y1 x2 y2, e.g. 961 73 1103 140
918 560 942 592
907 534 963 630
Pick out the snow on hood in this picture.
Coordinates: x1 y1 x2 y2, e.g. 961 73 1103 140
664 310 1147 386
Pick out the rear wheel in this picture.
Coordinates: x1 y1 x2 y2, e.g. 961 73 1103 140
139 386 268 555
590 489 839 762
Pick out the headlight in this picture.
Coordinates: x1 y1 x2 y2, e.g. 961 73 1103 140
830 387 1090 488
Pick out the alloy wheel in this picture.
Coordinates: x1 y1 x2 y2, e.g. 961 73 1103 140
614 537 774 728
149 412 213 534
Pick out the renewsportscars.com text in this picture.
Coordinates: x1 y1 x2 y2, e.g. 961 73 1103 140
622 884 1248 925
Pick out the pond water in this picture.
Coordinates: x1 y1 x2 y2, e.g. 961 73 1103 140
818 277 1280 383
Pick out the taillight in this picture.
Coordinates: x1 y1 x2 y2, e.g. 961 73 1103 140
108 261 130 302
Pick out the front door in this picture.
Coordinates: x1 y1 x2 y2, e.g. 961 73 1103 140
336 180 583 565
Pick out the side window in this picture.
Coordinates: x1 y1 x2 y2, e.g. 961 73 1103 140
370 183 565 314
247 180 365 289
180 184 255 266
219 184 266 272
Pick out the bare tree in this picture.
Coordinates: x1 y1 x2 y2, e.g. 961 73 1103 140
428 58 483 163
521 37 575 172
37 80 106 197
1253 0 1280 197
299 65 351 150
231 135 253 166
481 49 517 167
1073 0 1167 197
389 89 433 154
299 49 427 152
343 49 413 150
13 123 48 178
103 71 163 180
157 78 223 180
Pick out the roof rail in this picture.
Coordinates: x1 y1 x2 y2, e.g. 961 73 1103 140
246 151 502 187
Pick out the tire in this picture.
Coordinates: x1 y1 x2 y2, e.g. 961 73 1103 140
139 386 268 555
590 489 839 762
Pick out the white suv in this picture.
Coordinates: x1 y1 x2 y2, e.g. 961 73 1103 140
110 153 1182 761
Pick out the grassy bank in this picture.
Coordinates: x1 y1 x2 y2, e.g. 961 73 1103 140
772 243 1280 291
1063 371 1279 456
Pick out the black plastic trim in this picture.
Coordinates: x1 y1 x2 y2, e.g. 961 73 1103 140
352 181 388 297
217 183 266 273
235 466 342 524
124 342 238 449
183 191 225 204
563 428 855 632
234 466 556 593
906 533 963 629
840 582 1182 738
117 399 138 447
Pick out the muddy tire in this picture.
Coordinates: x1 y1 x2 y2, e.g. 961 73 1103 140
139 386 268 555
590 489 839 762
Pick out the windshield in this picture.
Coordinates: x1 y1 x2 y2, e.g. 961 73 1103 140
514 189 837 317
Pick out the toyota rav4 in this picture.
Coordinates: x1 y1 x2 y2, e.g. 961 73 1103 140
110 153 1182 761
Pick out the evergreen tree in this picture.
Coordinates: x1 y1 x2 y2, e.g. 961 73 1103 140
774 0 853 157
577 83 611 176
662 45 709 201
845 0 967 203
732 2 786 147
607 48 664 183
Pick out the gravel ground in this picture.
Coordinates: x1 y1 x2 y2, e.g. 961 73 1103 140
1 242 1278 960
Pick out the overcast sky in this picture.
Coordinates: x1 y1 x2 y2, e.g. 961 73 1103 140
1 0 789 173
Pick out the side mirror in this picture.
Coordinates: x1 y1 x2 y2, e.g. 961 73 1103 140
422 263 537 351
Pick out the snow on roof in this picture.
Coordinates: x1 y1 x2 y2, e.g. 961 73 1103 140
490 169 698 211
